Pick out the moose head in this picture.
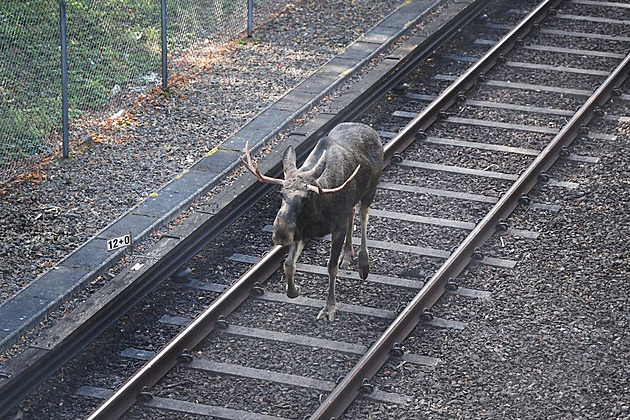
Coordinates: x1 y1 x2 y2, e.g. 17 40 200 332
241 143 361 246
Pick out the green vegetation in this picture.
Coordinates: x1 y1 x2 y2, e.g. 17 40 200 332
0 0 245 173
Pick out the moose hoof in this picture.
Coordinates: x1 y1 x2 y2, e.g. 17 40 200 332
317 305 338 321
359 263 369 280
286 284 300 298
358 250 369 279
339 250 354 269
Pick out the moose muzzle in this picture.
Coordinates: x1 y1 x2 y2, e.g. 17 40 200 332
272 219 295 246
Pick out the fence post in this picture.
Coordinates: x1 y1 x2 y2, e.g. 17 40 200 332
60 0 69 158
161 0 168 91
247 0 253 38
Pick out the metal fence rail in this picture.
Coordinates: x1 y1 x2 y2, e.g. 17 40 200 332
0 0 282 184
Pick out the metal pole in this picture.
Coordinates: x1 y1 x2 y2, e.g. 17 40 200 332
60 0 69 158
247 0 253 38
161 0 168 91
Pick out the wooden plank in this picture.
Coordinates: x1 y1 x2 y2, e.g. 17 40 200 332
404 91 626 123
111 352 412 406
378 181 500 203
156 319 442 367
77 386 291 420
395 159 579 189
474 39 626 59
486 23 630 43
443 53 610 76
571 0 630 8
260 225 517 268
376 181 561 212
185 280 468 328
230 253 496 295
369 208 539 239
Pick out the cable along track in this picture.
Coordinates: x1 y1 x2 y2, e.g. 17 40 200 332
78 0 628 418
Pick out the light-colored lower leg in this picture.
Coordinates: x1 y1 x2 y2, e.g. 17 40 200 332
285 240 306 298
340 208 355 269
318 230 345 321
358 206 370 280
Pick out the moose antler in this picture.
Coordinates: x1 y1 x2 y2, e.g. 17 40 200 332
240 141 285 185
307 164 361 194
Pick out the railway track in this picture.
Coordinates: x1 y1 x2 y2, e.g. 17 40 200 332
2 0 629 418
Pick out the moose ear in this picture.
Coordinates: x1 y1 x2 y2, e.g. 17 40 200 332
283 145 297 174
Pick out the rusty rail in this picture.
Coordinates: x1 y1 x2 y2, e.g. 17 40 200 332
85 245 286 419
309 6 630 420
82 0 630 418
81 1 496 418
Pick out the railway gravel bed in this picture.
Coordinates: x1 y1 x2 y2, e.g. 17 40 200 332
0 0 408 304
389 133 630 418
122 0 627 417
2 0 628 418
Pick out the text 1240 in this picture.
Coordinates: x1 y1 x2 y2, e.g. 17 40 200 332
107 232 132 252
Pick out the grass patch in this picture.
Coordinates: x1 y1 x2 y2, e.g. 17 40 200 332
0 0 248 172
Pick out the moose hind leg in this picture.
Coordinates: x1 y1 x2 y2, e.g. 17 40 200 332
340 207 355 269
318 230 345 321
358 204 371 280
285 240 306 298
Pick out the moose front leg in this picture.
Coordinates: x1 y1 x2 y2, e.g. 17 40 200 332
340 207 355 269
318 229 346 321
358 205 370 279
284 240 306 298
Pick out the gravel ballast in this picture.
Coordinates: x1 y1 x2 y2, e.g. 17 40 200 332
0 0 407 305
2 0 628 418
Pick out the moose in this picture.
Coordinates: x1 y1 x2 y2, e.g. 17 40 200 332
241 122 383 321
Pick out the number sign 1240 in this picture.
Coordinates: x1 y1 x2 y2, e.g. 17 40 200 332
107 232 132 252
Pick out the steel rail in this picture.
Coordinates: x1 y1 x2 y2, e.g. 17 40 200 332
85 245 287 420
309 12 630 420
0 177 279 419
383 0 563 164
338 0 494 125
79 1 495 419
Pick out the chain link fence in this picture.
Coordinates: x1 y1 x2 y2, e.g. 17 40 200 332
0 0 283 184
